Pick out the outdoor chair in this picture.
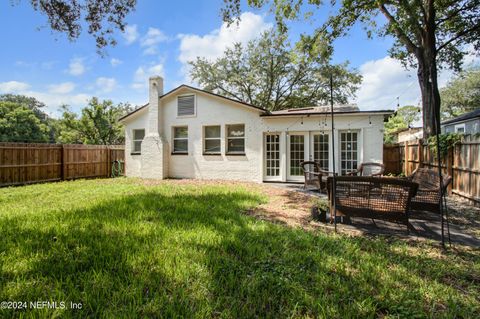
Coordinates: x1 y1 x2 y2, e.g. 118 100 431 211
327 176 418 227
347 162 385 177
301 161 333 192
407 167 452 214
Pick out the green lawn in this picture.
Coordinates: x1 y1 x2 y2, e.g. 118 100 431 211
0 178 479 318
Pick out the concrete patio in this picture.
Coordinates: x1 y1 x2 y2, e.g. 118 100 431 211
262 182 480 248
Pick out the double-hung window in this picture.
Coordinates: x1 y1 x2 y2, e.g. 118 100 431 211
226 124 245 154
173 126 188 154
132 129 145 154
204 126 221 154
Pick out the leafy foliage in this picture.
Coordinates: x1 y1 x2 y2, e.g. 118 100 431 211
222 0 480 137
383 105 421 144
441 66 480 119
16 0 137 53
57 97 130 145
427 133 463 158
189 29 361 111
0 101 50 142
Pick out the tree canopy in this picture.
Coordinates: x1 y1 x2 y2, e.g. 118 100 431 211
222 0 480 137
189 29 361 111
384 105 421 143
57 97 130 145
14 0 137 53
0 101 50 143
441 66 480 119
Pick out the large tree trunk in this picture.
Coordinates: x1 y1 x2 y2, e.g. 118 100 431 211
418 0 442 139
417 55 441 139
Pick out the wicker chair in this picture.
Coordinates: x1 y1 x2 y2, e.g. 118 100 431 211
327 176 418 226
408 168 452 214
301 161 332 192
347 162 385 177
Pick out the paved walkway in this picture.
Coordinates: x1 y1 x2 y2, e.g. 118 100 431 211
265 182 480 248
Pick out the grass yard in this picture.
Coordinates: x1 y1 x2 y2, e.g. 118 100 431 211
0 178 479 318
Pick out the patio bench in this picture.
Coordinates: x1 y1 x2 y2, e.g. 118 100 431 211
327 176 418 226
407 168 452 214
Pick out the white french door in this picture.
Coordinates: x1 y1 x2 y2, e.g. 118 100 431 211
264 133 281 181
287 132 308 181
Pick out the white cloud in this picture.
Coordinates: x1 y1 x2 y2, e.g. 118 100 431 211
355 53 480 111
140 27 168 55
178 12 271 82
132 62 164 91
68 58 86 76
0 81 30 93
123 24 139 44
95 77 117 93
48 82 75 94
110 58 122 67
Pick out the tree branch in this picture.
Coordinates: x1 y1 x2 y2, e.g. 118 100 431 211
378 3 418 54
437 23 480 52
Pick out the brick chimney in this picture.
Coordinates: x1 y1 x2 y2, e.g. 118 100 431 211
141 76 168 179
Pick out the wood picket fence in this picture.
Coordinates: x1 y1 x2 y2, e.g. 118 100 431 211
0 143 125 187
383 135 480 205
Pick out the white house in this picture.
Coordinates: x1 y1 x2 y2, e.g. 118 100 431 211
119 76 393 183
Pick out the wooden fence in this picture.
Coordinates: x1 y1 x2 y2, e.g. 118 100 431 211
0 143 125 187
383 135 480 205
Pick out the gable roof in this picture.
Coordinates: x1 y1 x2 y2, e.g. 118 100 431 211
118 84 267 122
441 109 480 125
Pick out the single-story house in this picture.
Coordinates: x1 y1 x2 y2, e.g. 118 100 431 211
442 109 480 134
119 76 393 182
391 127 423 143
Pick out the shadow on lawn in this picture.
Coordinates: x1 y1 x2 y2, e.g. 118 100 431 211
1 190 479 318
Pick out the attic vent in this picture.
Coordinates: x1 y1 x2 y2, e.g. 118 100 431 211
177 95 195 116
288 107 314 112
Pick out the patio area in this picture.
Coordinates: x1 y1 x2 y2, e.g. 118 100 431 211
254 182 480 248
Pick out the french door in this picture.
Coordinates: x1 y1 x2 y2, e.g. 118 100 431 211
287 133 307 181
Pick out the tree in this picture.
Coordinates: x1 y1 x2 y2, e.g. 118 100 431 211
57 97 130 144
189 29 361 111
13 0 137 53
440 67 480 119
0 94 56 142
222 0 480 138
383 105 421 143
0 101 50 142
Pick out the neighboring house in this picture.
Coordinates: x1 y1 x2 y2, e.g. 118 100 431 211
442 109 480 134
392 127 424 143
119 76 393 182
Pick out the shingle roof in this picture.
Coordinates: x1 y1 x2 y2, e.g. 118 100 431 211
442 109 480 125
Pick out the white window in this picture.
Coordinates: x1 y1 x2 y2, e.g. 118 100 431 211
455 123 465 133
132 129 145 154
173 126 188 154
204 126 221 154
226 124 245 154
340 131 358 175
177 95 195 117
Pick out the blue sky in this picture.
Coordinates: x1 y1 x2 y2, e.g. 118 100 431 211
0 1 476 117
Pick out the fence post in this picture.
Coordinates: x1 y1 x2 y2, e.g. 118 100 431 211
107 146 111 178
61 144 66 180
404 142 409 175
447 145 454 194
418 138 424 169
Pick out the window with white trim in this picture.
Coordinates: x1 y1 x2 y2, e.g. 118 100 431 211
226 124 245 154
132 129 145 154
177 95 195 116
204 126 221 154
455 123 465 133
173 126 188 154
